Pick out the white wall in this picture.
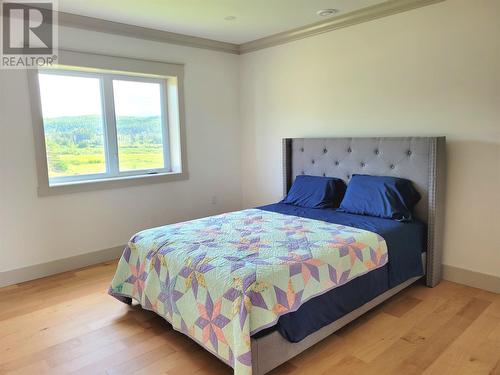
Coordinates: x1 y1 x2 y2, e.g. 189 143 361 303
0 26 242 272
240 0 500 277
1 0 498 282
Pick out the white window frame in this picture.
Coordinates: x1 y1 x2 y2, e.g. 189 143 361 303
28 50 188 196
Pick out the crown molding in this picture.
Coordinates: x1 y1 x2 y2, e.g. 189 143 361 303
239 0 446 54
46 0 445 55
56 10 240 55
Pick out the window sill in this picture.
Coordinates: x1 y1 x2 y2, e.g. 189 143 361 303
38 171 189 196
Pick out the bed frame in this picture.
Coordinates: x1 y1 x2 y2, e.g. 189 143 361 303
250 137 446 375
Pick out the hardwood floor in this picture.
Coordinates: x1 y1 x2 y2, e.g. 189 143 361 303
1 261 499 375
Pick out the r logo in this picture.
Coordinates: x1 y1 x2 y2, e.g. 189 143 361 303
2 2 54 55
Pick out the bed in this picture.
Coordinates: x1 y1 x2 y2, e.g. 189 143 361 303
109 137 446 375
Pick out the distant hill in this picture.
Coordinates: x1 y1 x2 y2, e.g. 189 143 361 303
44 114 163 147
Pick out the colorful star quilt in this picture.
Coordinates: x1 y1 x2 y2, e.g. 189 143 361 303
109 209 388 374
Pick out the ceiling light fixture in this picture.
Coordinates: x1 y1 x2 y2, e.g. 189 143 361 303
224 16 236 21
316 9 339 17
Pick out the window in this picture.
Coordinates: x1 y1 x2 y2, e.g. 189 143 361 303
39 72 107 179
39 70 170 184
29 50 186 195
112 79 167 173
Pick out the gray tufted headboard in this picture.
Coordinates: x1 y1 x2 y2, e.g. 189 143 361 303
282 137 446 287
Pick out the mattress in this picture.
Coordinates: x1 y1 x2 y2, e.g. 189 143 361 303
255 203 426 343
108 208 390 375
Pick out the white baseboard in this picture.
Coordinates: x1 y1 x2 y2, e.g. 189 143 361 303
0 245 125 288
443 265 500 294
2 248 498 295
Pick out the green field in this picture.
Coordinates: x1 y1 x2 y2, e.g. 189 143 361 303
44 115 164 177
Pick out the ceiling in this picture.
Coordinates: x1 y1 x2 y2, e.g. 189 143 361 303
58 0 388 44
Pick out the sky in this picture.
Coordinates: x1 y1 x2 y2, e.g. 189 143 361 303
38 73 162 118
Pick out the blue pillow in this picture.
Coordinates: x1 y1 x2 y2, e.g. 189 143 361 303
338 174 421 221
282 175 346 209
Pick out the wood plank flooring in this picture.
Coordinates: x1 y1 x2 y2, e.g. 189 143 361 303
1 260 499 375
